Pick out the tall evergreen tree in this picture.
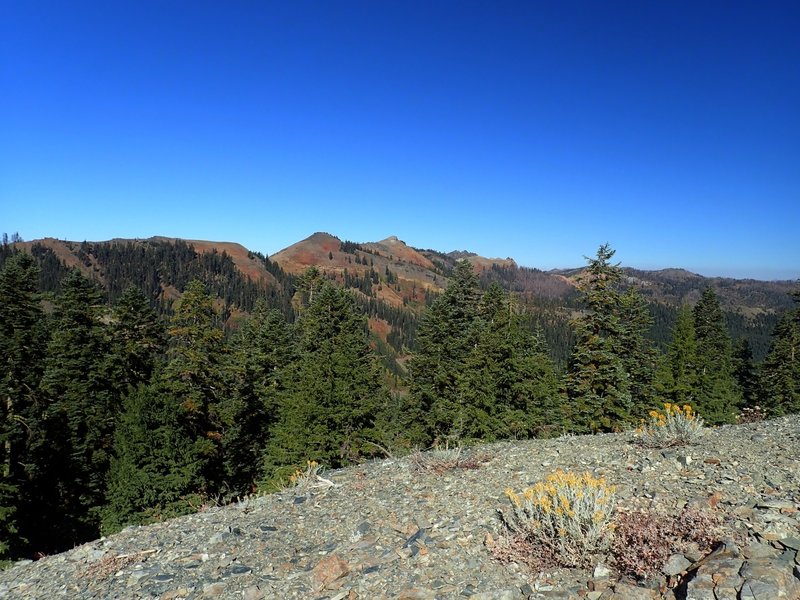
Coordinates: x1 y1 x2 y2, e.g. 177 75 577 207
692 288 742 423
223 300 294 495
617 288 658 408
458 283 560 439
732 338 760 408
761 290 800 415
0 254 48 558
103 382 201 533
655 304 700 406
407 260 481 444
106 286 166 390
39 270 115 546
563 244 634 432
104 280 226 531
161 280 227 494
263 284 385 481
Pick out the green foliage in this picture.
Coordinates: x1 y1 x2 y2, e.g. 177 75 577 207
656 304 700 406
107 286 166 390
459 284 561 439
3 238 795 562
691 288 742 424
732 338 760 407
162 280 227 493
407 260 482 443
102 383 201 534
617 288 658 407
564 245 639 432
761 289 800 415
39 270 117 545
0 254 48 558
262 283 386 483
409 263 560 444
223 300 294 495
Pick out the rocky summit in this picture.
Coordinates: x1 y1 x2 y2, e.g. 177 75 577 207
1 417 799 600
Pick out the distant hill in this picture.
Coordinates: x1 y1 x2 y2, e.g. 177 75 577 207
4 233 797 365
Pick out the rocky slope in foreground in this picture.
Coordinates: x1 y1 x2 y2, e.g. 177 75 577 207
2 417 799 600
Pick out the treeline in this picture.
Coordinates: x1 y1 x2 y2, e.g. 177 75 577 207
1 244 798 562
0 257 399 559
0 239 296 320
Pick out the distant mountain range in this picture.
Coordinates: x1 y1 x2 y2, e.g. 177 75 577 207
8 232 797 364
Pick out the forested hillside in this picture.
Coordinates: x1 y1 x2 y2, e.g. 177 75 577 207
0 234 797 562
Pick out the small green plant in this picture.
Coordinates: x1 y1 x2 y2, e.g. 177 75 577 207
636 403 704 447
496 470 616 569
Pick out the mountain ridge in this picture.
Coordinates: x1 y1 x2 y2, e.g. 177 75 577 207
6 232 796 363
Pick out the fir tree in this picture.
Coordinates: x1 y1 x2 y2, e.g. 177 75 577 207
563 244 634 433
0 254 47 558
732 338 760 408
39 270 115 546
458 283 560 439
263 284 385 482
102 382 201 533
104 280 227 531
761 290 800 415
617 288 658 408
407 260 480 444
107 286 166 391
161 280 227 494
223 300 294 495
655 304 699 406
692 288 742 423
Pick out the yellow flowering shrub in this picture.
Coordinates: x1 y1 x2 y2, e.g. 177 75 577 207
636 403 704 448
502 470 616 567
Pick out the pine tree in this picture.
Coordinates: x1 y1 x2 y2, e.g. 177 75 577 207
563 244 634 433
407 260 480 444
692 288 742 424
263 284 385 482
761 290 800 415
39 270 115 546
0 254 48 558
656 304 699 406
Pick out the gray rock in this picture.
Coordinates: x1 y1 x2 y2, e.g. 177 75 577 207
593 563 613 578
662 554 691 576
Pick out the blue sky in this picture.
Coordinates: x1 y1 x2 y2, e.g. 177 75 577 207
1 1 798 280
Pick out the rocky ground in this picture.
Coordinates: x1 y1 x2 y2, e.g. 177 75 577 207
1 416 799 600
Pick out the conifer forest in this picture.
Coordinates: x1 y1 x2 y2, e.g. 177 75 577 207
0 237 798 562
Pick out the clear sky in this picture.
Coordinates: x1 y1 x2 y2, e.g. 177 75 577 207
1 1 798 280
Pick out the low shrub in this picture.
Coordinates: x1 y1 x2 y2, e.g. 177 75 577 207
409 444 490 474
611 505 724 580
288 460 336 495
636 403 704 448
737 405 768 424
496 470 616 569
